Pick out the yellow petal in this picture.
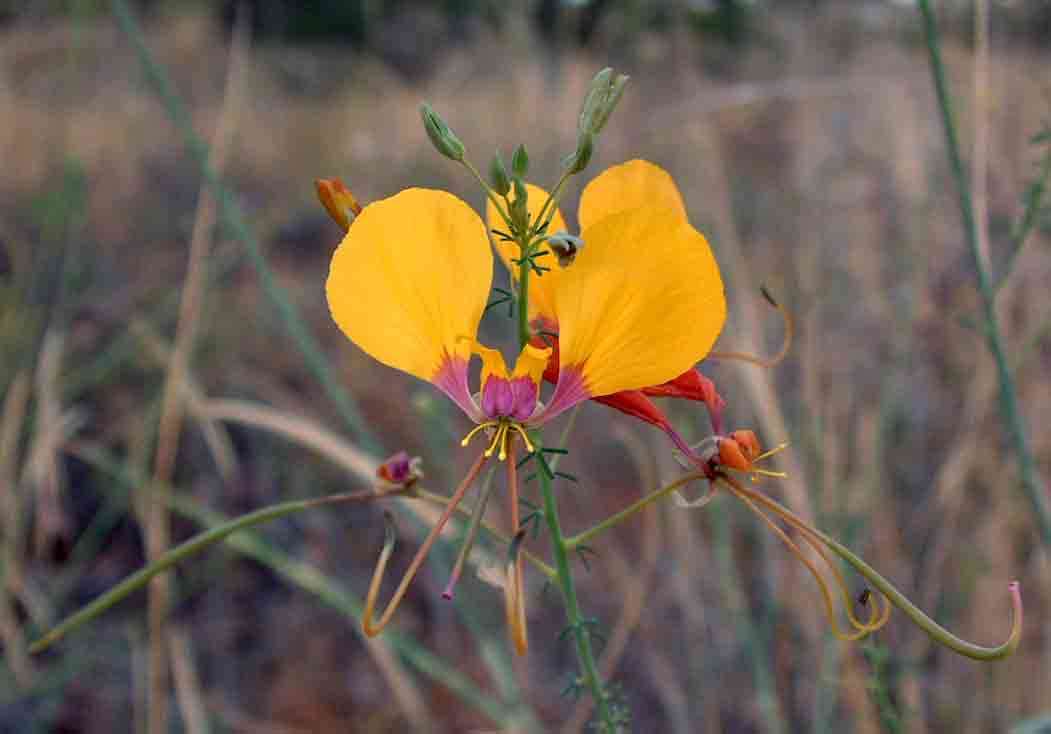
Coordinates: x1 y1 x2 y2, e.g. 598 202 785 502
577 159 687 231
486 184 567 322
469 339 510 385
511 343 552 384
327 188 492 382
551 206 725 397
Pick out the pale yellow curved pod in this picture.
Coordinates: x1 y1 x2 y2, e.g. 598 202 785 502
577 159 687 231
551 206 725 397
327 188 493 382
486 183 567 322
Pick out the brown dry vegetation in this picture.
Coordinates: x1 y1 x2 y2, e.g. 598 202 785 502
1 4 1050 733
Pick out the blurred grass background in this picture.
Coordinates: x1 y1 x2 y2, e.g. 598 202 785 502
1 0 1050 731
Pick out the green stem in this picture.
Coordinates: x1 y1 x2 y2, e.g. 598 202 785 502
537 449 614 731
109 0 380 456
565 472 707 551
517 253 532 349
917 0 1051 547
463 159 513 231
533 170 572 237
994 144 1051 293
29 489 386 654
823 527 1022 661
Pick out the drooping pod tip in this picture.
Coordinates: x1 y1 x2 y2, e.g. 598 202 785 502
760 284 778 307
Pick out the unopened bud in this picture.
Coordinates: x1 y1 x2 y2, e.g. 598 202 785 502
510 178 529 229
315 178 362 233
578 67 629 138
589 73 628 135
578 67 613 134
489 153 511 196
511 144 529 178
562 132 593 174
420 102 465 162
376 451 424 491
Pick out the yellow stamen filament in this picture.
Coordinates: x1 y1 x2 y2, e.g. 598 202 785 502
362 452 487 637
508 423 536 454
461 420 534 461
461 420 499 449
721 475 891 640
740 441 789 483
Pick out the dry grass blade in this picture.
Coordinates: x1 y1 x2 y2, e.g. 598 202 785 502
196 397 433 725
202 398 377 481
27 331 74 559
168 627 211 734
0 371 33 686
144 13 250 732
132 320 237 481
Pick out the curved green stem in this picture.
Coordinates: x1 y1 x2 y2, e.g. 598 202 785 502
565 472 708 551
29 489 386 654
726 478 1023 661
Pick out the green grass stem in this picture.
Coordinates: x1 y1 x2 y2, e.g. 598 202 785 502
917 0 1051 547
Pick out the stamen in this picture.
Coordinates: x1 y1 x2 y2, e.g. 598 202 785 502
362 452 487 637
722 475 891 640
508 423 536 454
462 421 499 448
754 442 790 463
726 475 890 633
484 423 508 459
498 424 510 461
443 465 497 600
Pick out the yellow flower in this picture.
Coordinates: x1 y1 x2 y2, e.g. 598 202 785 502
324 161 726 653
326 160 727 453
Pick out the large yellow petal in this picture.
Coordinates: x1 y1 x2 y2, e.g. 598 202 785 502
486 184 567 322
577 159 687 231
327 188 492 382
551 206 725 397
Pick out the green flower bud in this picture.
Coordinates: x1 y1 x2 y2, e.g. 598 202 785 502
563 132 593 174
577 67 629 137
511 144 529 178
590 74 628 135
489 153 511 196
510 178 529 229
419 102 465 162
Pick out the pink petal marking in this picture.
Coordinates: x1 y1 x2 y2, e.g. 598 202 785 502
433 353 483 423
481 377 514 419
531 364 590 426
